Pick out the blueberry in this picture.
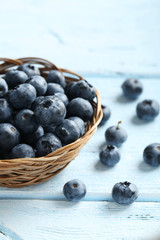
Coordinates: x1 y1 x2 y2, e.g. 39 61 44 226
112 181 138 204
136 100 160 121
35 133 62 157
121 78 143 100
0 78 8 97
99 145 120 167
67 97 93 122
34 96 66 127
70 80 96 101
65 82 76 99
63 179 87 201
46 83 64 96
55 119 80 145
14 109 39 134
69 116 85 136
47 70 66 88
10 144 35 159
31 96 44 111
143 143 160 167
27 76 47 96
18 63 40 77
8 83 37 109
44 125 56 134
0 98 12 123
99 105 111 126
105 121 127 147
0 123 20 151
23 125 44 146
5 70 28 88
54 92 69 106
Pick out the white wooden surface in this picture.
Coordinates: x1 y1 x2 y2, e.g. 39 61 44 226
0 0 160 239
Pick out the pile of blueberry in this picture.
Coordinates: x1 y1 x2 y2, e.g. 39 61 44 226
0 63 97 159
63 78 160 205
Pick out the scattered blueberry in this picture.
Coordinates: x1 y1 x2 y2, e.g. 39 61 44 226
136 99 160 121
35 133 62 157
14 109 39 134
27 76 47 96
143 143 160 167
63 179 87 201
105 121 127 147
46 83 64 96
47 70 66 88
0 123 20 151
0 98 12 123
8 83 37 109
5 70 28 88
10 144 35 159
18 63 40 77
121 78 143 100
34 96 66 127
99 145 120 167
69 116 85 136
55 119 80 145
0 78 8 97
70 80 96 101
54 92 69 106
112 181 138 204
67 97 93 121
99 105 111 126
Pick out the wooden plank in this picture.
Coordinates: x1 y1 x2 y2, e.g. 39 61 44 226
0 200 160 240
0 77 160 202
0 0 160 75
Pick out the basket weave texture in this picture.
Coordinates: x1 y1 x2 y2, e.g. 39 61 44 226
0 57 102 188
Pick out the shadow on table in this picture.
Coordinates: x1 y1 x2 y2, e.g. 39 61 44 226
138 161 158 172
94 160 115 172
131 115 155 126
115 94 134 104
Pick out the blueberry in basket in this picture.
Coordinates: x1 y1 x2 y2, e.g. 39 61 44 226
136 99 160 121
27 76 47 96
10 144 35 159
18 63 40 77
0 123 20 151
35 133 62 157
5 70 28 88
55 119 81 145
67 97 93 122
68 80 96 101
46 83 64 95
121 78 143 100
47 70 66 88
8 83 37 109
34 96 66 127
0 98 12 123
0 78 8 97
14 109 39 134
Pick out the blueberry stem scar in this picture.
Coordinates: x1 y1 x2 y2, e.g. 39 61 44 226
116 121 122 130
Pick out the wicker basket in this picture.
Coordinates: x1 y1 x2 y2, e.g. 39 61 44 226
0 57 102 188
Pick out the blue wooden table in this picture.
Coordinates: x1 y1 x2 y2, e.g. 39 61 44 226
0 0 160 239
